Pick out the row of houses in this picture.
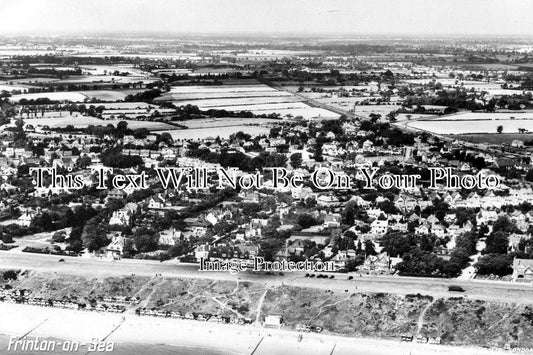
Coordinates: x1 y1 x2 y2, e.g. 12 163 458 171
135 307 253 325
0 293 127 313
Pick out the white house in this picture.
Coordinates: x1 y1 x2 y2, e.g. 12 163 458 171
371 219 388 236
159 228 183 246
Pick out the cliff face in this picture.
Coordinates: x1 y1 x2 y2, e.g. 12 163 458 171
423 298 533 347
262 286 533 348
2 269 533 349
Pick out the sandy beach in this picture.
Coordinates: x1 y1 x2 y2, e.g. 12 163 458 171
0 303 517 355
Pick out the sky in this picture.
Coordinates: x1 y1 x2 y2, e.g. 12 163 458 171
1 0 533 37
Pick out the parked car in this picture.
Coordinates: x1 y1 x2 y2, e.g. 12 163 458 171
448 285 465 292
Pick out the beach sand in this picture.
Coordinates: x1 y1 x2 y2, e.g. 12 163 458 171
0 303 515 355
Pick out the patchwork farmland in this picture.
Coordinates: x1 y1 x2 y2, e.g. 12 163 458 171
155 84 340 120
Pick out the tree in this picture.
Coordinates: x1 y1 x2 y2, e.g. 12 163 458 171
341 201 359 225
345 256 365 271
344 230 357 240
2 270 18 281
158 132 173 145
377 200 400 215
66 226 84 253
484 231 509 254
526 169 533 182
449 247 471 267
289 153 303 169
492 216 515 234
380 232 415 258
497 125 503 134
252 151 288 170
455 232 478 255
76 155 92 169
475 254 513 276
259 238 285 262
13 119 27 146
441 259 463 278
369 113 381 123
133 128 149 139
297 214 317 229
52 231 66 243
269 127 281 138
313 143 323 162
478 224 489 239
30 211 55 232
386 112 398 123
116 121 128 138
396 248 448 277
134 228 159 253
100 147 143 168
82 216 109 252
364 240 377 256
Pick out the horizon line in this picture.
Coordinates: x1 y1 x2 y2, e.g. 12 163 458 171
1 31 533 39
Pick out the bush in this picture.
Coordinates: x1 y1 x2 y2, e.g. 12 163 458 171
52 231 66 243
2 270 18 281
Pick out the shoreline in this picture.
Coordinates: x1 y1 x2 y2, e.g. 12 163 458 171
0 303 515 355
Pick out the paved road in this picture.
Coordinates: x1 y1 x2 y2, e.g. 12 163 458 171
1 252 532 304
